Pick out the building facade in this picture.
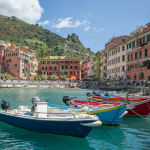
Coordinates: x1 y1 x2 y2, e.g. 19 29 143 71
126 23 150 81
105 36 130 80
83 57 94 78
40 56 80 79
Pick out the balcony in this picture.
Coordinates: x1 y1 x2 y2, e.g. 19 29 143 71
127 48 132 52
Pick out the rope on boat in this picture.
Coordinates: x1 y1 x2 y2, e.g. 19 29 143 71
146 102 150 110
126 106 150 120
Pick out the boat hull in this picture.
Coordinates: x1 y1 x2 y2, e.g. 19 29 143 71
89 104 126 126
126 100 150 117
0 112 94 138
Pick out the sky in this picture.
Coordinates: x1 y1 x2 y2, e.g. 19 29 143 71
0 0 150 53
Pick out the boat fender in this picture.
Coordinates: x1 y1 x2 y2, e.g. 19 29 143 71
81 120 102 127
119 111 128 118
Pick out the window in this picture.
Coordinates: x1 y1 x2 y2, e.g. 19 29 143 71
70 66 72 69
135 64 137 68
135 52 137 59
50 67 52 70
128 55 130 61
116 49 117 53
14 53 15 56
42 67 44 70
128 66 129 71
65 66 68 69
62 66 64 69
54 61 57 64
118 47 120 52
108 53 109 56
114 50 115 54
71 61 72 64
139 38 142 44
50 61 52 64
112 51 113 55
75 61 77 64
122 66 125 71
139 50 142 58
145 49 148 57
8 54 9 56
122 46 124 51
12 53 13 56
122 55 125 61
118 56 120 62
54 66 57 70
14 64 17 67
49 72 52 75
110 52 111 56
22 69 24 73
75 66 77 69
131 54 133 60
70 71 72 75
116 58 117 63
122 39 125 42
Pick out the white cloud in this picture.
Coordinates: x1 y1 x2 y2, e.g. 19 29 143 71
39 20 50 25
93 28 97 30
52 17 88 29
95 28 105 33
57 29 60 32
0 0 44 24
84 26 90 31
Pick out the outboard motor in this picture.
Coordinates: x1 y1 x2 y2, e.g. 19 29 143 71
31 97 40 115
1 100 10 110
86 92 93 97
95 93 101 96
63 96 71 106
104 93 109 96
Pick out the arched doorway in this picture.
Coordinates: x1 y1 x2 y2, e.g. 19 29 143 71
139 72 144 80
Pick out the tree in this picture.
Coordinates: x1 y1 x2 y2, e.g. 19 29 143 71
61 75 66 80
50 74 59 80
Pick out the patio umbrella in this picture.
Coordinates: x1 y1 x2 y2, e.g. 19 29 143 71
70 76 77 80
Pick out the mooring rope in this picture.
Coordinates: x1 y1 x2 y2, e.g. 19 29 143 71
126 105 150 120
101 125 120 142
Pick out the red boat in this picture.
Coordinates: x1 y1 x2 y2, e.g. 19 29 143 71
71 100 150 117
91 96 148 101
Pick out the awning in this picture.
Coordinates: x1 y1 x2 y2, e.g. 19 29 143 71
133 73 136 76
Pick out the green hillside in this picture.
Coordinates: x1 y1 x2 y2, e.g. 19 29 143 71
0 15 95 59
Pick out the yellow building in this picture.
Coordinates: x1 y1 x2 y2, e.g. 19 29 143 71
99 49 104 81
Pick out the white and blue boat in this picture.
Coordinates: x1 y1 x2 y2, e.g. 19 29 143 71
47 96 128 126
0 97 102 138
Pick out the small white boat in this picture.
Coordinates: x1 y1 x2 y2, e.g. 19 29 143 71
0 97 102 138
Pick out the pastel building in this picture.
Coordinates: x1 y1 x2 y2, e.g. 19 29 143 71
40 56 80 79
126 23 150 81
0 44 38 80
83 57 94 78
105 36 130 80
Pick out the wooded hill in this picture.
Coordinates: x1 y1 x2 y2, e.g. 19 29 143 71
0 15 95 60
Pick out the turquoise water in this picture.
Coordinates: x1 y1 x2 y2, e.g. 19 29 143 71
0 88 150 150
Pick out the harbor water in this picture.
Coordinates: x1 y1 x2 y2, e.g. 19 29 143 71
0 88 150 150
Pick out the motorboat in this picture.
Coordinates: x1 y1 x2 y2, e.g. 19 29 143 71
47 96 127 126
0 97 102 138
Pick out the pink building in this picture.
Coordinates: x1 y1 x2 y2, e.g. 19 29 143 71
0 45 38 80
83 57 94 78
105 36 130 80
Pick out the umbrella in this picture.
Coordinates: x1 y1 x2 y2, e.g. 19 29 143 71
70 76 76 80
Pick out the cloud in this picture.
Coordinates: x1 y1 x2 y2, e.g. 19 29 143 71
84 26 90 31
95 28 105 33
39 20 50 25
93 28 97 30
57 29 60 32
52 17 88 29
0 0 44 24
